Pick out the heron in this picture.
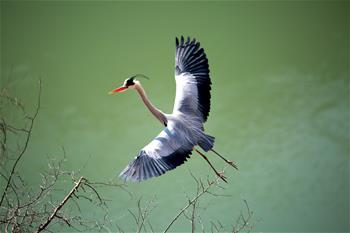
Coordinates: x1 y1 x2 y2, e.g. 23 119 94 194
109 36 237 182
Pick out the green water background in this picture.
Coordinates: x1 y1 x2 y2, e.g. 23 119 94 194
1 1 349 232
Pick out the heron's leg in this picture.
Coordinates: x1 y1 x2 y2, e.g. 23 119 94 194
211 149 238 170
194 148 227 183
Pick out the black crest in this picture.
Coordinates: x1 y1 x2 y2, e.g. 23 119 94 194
125 77 135 87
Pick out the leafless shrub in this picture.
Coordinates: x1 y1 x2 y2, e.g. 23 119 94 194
163 172 256 233
114 171 256 233
0 80 125 232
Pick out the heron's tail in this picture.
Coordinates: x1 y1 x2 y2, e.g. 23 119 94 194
198 134 215 152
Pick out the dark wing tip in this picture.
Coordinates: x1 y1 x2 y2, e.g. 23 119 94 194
175 36 197 48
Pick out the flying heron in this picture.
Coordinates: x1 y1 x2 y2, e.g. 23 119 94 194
109 36 237 182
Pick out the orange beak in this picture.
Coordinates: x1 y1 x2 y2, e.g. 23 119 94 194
108 86 127 95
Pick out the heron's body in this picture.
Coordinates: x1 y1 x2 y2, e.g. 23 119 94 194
110 36 237 182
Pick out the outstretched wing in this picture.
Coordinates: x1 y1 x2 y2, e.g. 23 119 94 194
173 36 211 122
119 126 194 182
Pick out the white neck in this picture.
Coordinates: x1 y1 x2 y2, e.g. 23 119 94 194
134 82 167 126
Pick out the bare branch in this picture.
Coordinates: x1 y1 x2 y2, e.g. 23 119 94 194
0 79 42 207
36 176 86 232
163 176 221 233
232 200 254 233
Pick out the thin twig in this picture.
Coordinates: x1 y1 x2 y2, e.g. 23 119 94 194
162 177 220 233
232 200 254 233
191 198 196 233
36 176 86 232
0 79 42 207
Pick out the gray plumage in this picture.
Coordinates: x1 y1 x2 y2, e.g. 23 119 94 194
120 36 214 182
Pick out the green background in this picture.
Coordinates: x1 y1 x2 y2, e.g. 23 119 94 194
1 1 349 232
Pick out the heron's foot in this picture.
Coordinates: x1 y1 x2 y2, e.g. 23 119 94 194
216 171 227 183
227 160 239 170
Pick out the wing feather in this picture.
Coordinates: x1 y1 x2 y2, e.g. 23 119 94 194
119 126 194 182
173 36 211 122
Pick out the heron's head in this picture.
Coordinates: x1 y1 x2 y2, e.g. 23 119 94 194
108 74 149 94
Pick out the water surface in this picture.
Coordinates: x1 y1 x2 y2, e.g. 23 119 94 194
1 1 348 232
